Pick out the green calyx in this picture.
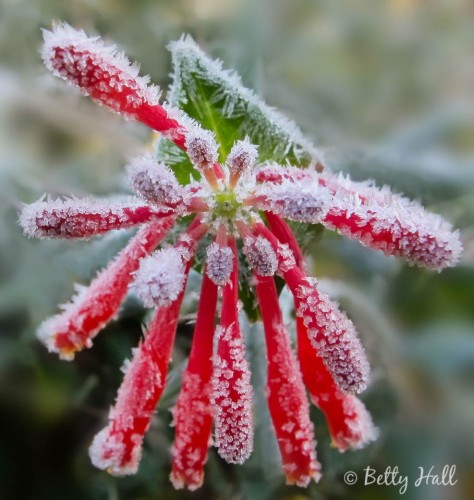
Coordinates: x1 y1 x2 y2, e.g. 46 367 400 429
212 190 241 221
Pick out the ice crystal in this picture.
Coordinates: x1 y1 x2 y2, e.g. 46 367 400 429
184 127 219 172
242 235 278 276
205 242 233 286
227 138 258 180
132 247 186 308
126 154 185 208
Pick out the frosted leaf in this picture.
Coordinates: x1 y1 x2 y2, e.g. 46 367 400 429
205 242 233 286
19 196 170 239
42 23 160 118
227 138 258 178
253 179 332 224
167 35 321 166
126 154 185 207
184 126 218 172
132 247 186 308
243 236 277 276
211 324 254 464
36 219 172 359
295 278 370 394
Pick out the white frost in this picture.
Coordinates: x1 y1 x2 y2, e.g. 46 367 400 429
132 247 186 308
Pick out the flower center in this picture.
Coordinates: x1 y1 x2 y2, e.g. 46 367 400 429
213 190 240 220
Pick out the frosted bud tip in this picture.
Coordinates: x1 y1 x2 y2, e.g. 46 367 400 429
227 138 258 179
205 242 233 286
132 247 185 308
126 154 184 207
41 22 160 116
185 127 218 172
243 235 278 276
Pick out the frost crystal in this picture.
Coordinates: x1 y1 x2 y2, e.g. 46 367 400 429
297 316 378 451
227 138 258 178
211 325 254 464
243 235 278 276
132 247 186 308
205 242 233 286
295 279 370 394
126 154 184 207
184 127 218 172
254 179 331 223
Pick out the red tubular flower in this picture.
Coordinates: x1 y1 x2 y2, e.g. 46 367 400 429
37 217 174 360
170 270 218 490
254 273 321 486
211 239 254 464
256 223 369 394
297 317 378 451
23 22 463 490
89 220 204 475
20 197 173 239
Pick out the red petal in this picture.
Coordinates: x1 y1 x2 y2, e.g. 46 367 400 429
256 224 370 394
20 197 172 239
297 317 378 451
89 290 186 475
38 217 174 359
211 239 254 464
255 274 321 486
170 271 218 490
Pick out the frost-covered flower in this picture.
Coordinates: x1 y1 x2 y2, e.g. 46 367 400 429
21 22 463 491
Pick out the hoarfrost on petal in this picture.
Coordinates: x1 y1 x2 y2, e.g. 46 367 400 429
243 235 278 276
132 247 186 308
205 242 233 286
184 126 218 172
126 153 184 207
227 138 258 178
42 22 160 118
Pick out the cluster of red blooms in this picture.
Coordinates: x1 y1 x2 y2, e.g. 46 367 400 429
20 23 462 490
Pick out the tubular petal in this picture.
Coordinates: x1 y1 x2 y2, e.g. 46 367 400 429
256 224 370 394
211 239 254 464
254 274 321 486
263 211 306 271
170 271 219 490
297 318 378 451
89 287 187 475
256 164 462 270
37 217 174 359
20 197 172 239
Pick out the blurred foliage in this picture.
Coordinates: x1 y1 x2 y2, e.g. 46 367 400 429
0 0 473 499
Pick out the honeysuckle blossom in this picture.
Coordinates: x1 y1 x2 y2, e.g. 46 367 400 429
20 22 463 491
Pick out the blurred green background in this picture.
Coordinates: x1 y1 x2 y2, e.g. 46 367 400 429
0 0 473 499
